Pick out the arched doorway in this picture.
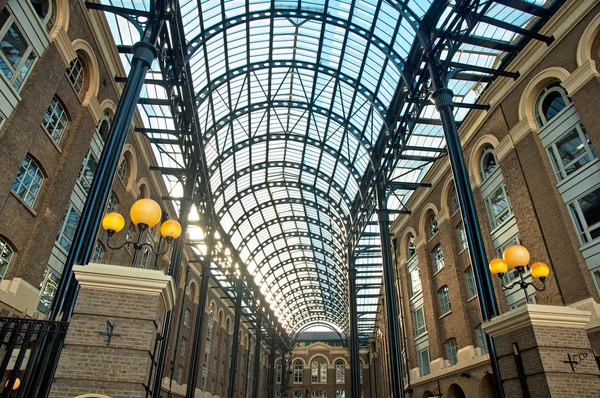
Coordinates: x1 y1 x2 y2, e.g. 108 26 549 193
446 383 466 398
478 374 496 398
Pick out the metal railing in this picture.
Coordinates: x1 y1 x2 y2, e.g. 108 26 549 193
0 318 68 397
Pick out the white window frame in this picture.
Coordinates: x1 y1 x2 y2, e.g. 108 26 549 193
465 266 477 299
56 202 80 253
12 155 43 208
432 245 444 273
568 186 600 245
66 57 84 94
445 338 458 366
417 347 430 377
438 285 451 316
0 9 37 92
476 326 488 355
412 305 426 337
0 238 14 281
41 95 68 145
335 360 344 383
294 361 303 384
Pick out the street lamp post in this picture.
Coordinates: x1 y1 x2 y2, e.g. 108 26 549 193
488 244 550 303
101 198 182 267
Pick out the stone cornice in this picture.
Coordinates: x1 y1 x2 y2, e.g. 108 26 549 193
563 59 600 95
495 135 515 163
483 304 592 338
74 263 176 312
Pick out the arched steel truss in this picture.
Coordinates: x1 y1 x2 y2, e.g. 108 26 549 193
93 0 561 352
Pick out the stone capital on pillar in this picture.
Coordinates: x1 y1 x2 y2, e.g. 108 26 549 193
50 263 176 398
483 304 600 398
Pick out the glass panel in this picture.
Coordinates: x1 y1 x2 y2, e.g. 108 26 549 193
0 238 13 280
541 90 566 122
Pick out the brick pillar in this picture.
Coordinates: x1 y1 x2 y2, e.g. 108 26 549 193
49 263 175 398
483 304 600 398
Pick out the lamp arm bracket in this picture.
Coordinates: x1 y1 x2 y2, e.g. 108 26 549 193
106 235 134 251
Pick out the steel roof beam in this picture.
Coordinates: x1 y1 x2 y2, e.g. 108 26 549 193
493 0 553 19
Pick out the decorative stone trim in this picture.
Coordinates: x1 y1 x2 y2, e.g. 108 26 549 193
570 298 600 333
414 234 426 248
563 59 600 95
73 263 176 312
53 28 77 67
508 117 537 146
483 304 592 338
436 207 450 224
495 135 514 163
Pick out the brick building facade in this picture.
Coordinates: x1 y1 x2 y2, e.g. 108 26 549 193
372 1 600 397
0 1 600 398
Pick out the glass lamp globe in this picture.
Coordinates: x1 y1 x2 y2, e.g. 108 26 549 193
489 258 508 275
531 262 550 279
102 212 125 233
503 244 530 268
130 198 161 228
161 219 182 240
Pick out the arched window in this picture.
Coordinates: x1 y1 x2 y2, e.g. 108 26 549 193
276 360 282 384
0 237 14 280
97 112 111 142
0 9 37 91
335 360 344 383
445 338 458 366
105 191 118 214
176 365 183 384
42 96 68 145
117 156 129 184
359 362 363 384
67 56 84 94
450 185 460 214
476 325 488 355
30 0 55 31
180 337 187 357
294 360 303 383
140 227 154 268
432 244 444 273
479 145 498 182
12 155 43 207
438 285 451 316
428 214 438 239
92 240 104 263
407 233 416 259
312 391 326 398
312 360 327 383
534 81 570 127
209 303 215 318
183 308 191 327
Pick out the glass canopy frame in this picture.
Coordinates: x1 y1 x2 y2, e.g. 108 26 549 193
93 0 560 342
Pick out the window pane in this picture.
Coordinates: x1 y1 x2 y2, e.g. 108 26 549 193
541 91 566 122
578 187 600 240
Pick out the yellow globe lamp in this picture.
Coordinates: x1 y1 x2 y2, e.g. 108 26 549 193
489 258 508 275
5 377 20 390
161 219 182 241
531 262 550 279
130 198 161 228
503 244 530 268
102 212 125 233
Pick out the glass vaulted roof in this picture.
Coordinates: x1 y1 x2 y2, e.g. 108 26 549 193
98 0 558 339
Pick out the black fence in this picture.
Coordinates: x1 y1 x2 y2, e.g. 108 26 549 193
0 318 68 397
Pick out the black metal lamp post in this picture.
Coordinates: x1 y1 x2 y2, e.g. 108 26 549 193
489 244 550 303
101 198 182 267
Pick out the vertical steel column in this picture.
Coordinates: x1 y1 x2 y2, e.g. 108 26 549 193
186 244 213 398
267 342 276 398
167 266 191 397
429 68 505 398
348 245 361 398
252 314 263 398
227 280 244 398
50 40 158 321
376 184 405 398
152 196 193 397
